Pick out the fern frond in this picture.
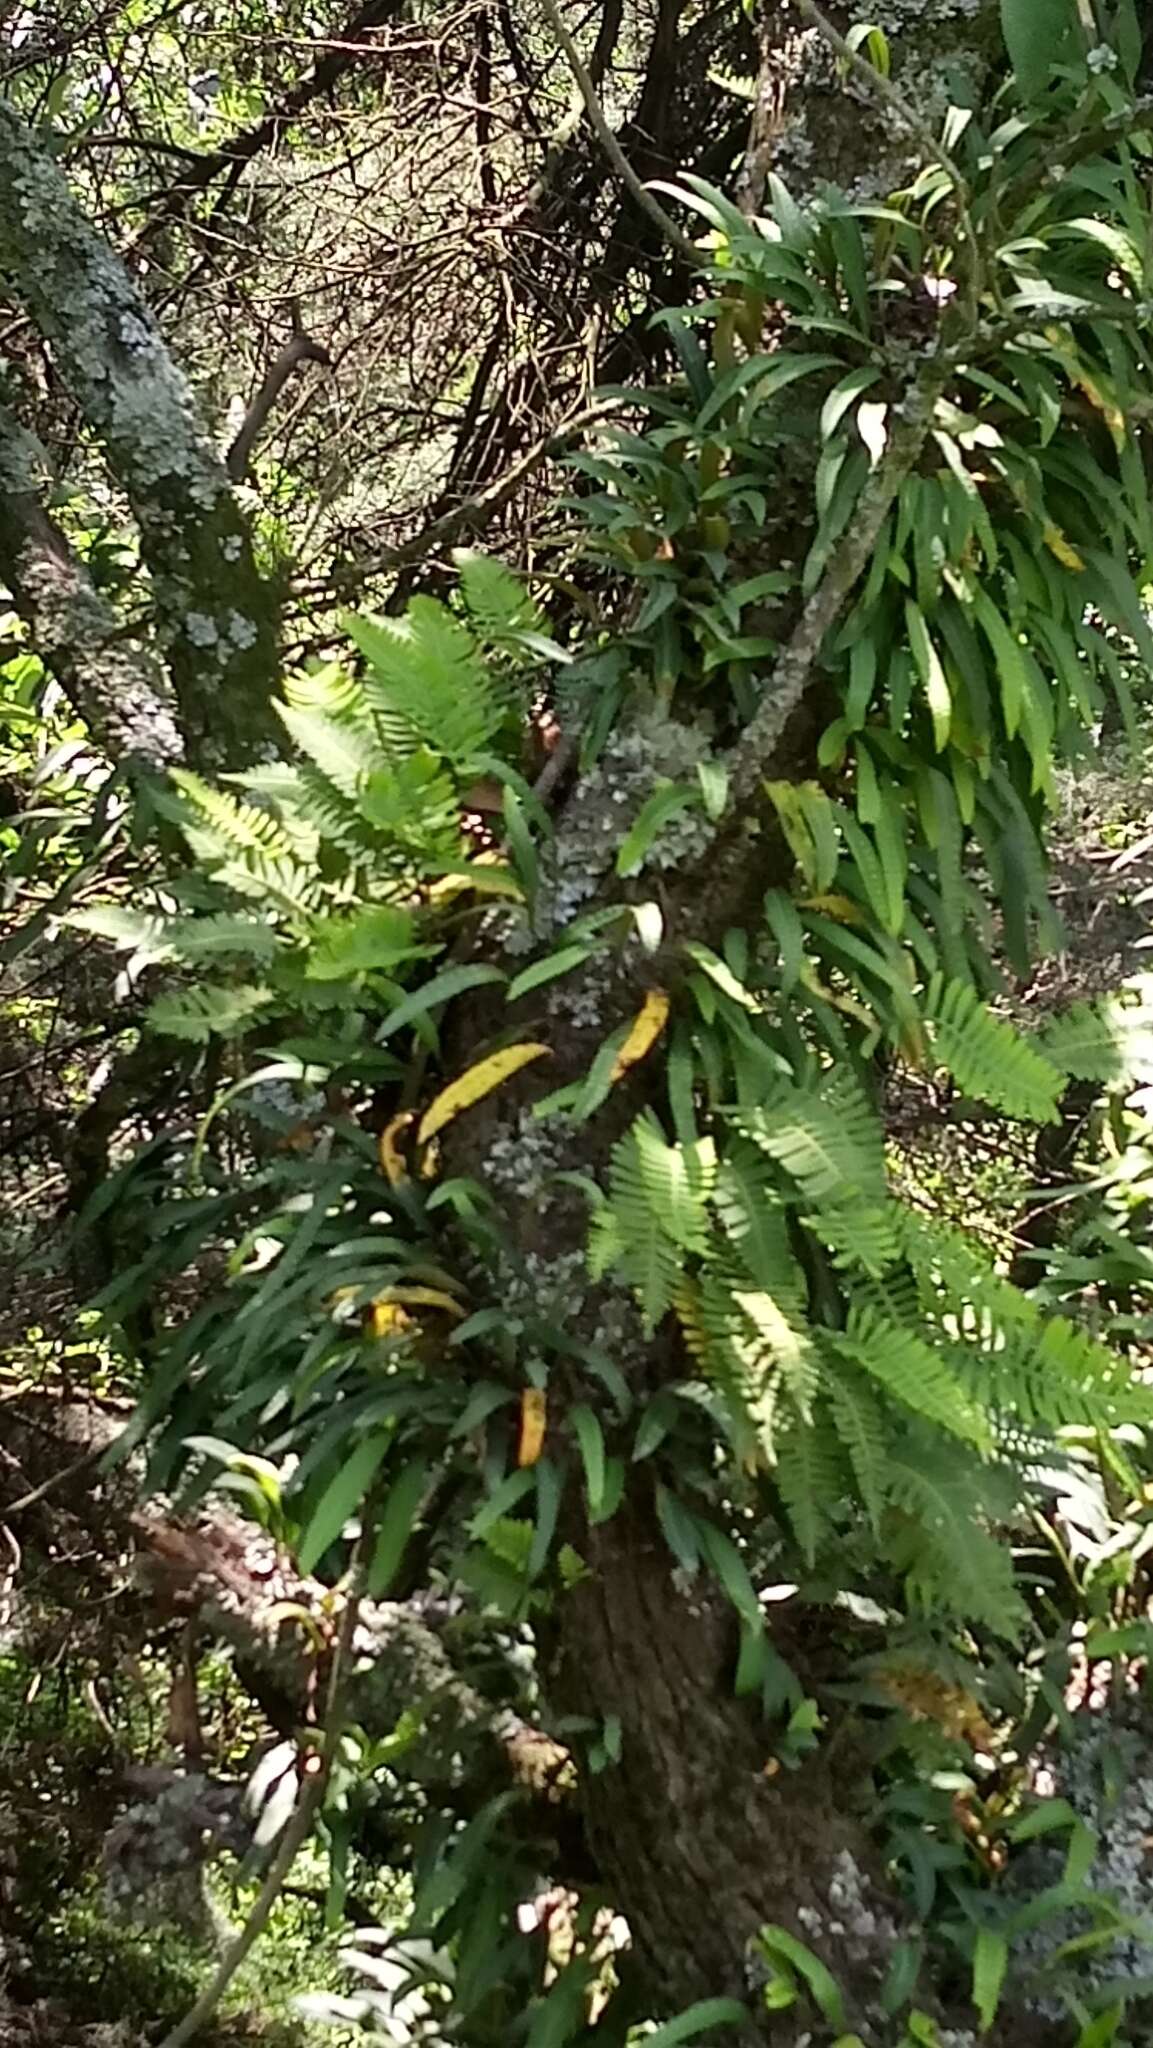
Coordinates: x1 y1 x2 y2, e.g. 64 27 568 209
305 905 430 982
282 659 374 729
347 600 506 769
289 765 372 861
897 1210 1145 1432
825 1360 887 1533
161 913 282 963
598 1114 712 1331
454 550 544 643
733 1286 820 1420
147 983 274 1042
676 1269 780 1463
924 975 1063 1122
714 1139 806 1300
360 753 462 854
1035 978 1153 1089
884 1441 1028 1638
835 1306 991 1448
625 1113 715 1251
170 770 295 864
775 1410 845 1563
208 853 324 921
806 1198 900 1278
735 1067 884 1204
277 703 385 802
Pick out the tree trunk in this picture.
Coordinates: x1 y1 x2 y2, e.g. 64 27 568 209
0 104 280 766
552 1501 896 2036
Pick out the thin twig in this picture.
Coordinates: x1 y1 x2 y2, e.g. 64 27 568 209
155 1557 364 2048
536 0 703 267
309 399 615 590
226 332 333 482
1 1440 111 1519
797 0 980 315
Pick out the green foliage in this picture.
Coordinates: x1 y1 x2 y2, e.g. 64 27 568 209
52 26 1153 2048
72 575 544 1046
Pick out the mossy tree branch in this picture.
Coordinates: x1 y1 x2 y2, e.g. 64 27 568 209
0 404 185 767
0 103 280 766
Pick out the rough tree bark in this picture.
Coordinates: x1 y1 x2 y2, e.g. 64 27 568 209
0 103 280 766
0 402 185 766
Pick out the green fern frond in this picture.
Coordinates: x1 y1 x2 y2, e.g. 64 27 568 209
147 983 274 1042
454 550 544 643
884 1442 1028 1638
970 1307 1149 1432
715 1139 807 1300
161 912 282 963
825 1360 888 1533
835 1305 991 1448
806 1198 900 1279
346 599 506 769
282 659 374 728
208 853 324 921
775 1410 845 1563
924 975 1063 1122
170 770 296 864
735 1067 884 1204
897 1210 1144 1431
360 753 462 853
628 1113 716 1253
1035 978 1153 1089
678 1269 781 1459
304 905 432 983
732 1286 821 1421
277 703 385 802
288 766 372 860
596 1114 712 1331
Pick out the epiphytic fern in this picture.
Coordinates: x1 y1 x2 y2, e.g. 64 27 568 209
733 1067 884 1204
1035 976 1153 1090
346 598 514 770
589 1113 714 1333
924 976 1064 1122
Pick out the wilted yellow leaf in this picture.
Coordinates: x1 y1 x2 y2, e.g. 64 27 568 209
370 1299 413 1339
417 1042 551 1147
373 1285 466 1321
875 1665 995 1750
426 853 522 903
1042 523 1085 572
610 989 670 1083
517 1387 547 1467
798 892 868 926
379 1112 414 1186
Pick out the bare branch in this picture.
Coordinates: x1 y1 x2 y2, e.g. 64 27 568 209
536 0 704 268
734 11 786 219
724 370 945 806
317 399 615 591
154 1551 364 2048
226 332 333 483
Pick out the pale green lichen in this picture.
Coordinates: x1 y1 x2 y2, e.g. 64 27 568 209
0 103 279 761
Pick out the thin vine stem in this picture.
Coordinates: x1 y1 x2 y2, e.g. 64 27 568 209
536 0 704 268
797 0 982 322
155 1556 364 2048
